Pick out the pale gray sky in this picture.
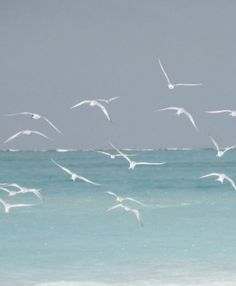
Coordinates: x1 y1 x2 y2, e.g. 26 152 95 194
0 0 236 150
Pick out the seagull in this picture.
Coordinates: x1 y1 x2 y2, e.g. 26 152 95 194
98 97 120 104
2 183 42 200
105 191 146 206
51 159 100 185
110 143 166 170
4 129 51 144
70 100 112 122
158 58 202 90
107 203 144 226
209 135 236 158
0 198 34 213
200 173 236 191
96 150 136 160
158 107 198 131
3 112 63 135
206 110 236 117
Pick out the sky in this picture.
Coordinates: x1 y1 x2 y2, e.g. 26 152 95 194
0 0 236 150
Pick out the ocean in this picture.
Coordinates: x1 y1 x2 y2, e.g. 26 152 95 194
0 150 236 286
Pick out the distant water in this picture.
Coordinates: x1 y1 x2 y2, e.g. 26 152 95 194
0 150 236 286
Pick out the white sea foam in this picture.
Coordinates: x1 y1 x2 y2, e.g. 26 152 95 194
34 280 236 286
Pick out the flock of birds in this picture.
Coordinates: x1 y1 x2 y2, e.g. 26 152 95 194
1 58 236 226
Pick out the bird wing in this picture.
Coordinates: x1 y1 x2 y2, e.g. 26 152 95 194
209 136 220 152
109 143 132 164
174 83 202 87
158 58 171 84
182 109 198 131
200 173 220 179
31 189 43 200
4 131 24 143
107 96 120 103
31 130 51 140
130 208 144 226
106 204 123 212
94 101 112 122
96 151 111 156
224 145 236 153
0 186 10 193
43 116 63 135
10 203 34 209
105 191 118 198
70 100 90 109
124 197 145 206
51 159 73 176
135 161 166 166
77 174 100 186
207 110 232 114
3 111 34 117
224 175 236 191
158 107 179 112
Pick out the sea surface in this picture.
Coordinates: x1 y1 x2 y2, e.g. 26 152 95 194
0 150 236 286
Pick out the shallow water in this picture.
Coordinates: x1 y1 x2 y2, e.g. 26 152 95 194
0 150 236 286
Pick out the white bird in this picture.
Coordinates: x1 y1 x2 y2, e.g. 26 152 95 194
206 110 236 117
96 150 136 160
200 173 236 191
3 112 63 135
51 159 100 185
2 183 42 200
4 129 51 144
209 136 236 158
0 198 34 213
158 107 198 131
70 100 112 122
107 203 143 226
105 191 146 206
110 143 166 170
98 97 120 104
158 58 202 90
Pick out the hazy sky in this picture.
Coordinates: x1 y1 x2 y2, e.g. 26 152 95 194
0 0 236 150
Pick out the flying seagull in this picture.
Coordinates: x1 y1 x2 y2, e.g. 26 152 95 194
200 173 236 191
4 129 51 144
2 183 42 200
206 110 236 117
158 58 202 90
209 135 236 158
107 203 144 226
98 97 120 104
0 198 34 213
70 100 112 122
3 112 63 135
158 107 198 131
105 191 146 206
51 159 100 185
110 142 166 170
96 150 136 160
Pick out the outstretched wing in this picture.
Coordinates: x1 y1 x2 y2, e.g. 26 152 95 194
158 58 171 84
4 131 23 143
207 110 232 114
174 83 202 87
10 203 34 209
3 111 34 117
209 136 220 152
94 102 112 122
225 175 236 191
96 151 111 156
124 197 146 206
130 208 144 226
158 107 179 112
106 203 123 212
51 159 73 176
77 174 100 186
70 100 91 109
182 109 198 131
109 143 132 164
43 116 63 135
200 173 220 179
135 162 166 166
31 130 51 140
105 191 118 198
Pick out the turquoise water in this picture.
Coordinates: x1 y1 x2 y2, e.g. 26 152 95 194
0 150 236 286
